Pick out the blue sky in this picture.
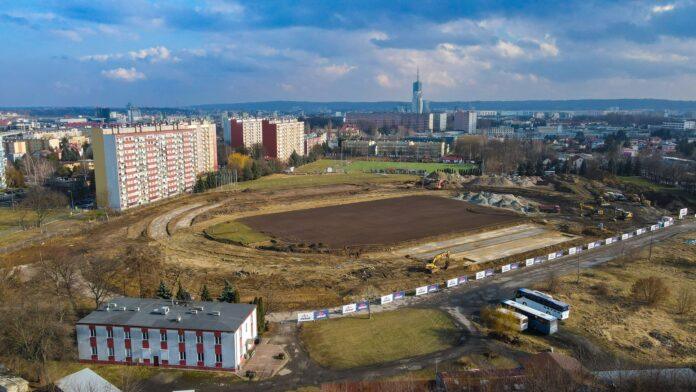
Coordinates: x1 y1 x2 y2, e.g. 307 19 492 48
1 0 696 106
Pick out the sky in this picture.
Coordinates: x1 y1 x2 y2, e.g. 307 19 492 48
1 0 696 107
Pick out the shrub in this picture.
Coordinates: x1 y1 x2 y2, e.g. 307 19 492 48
631 276 670 306
675 288 694 315
480 306 520 336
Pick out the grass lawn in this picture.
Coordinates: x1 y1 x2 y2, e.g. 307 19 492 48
217 172 418 192
0 207 77 247
299 308 460 370
617 176 676 192
296 159 475 174
205 220 269 245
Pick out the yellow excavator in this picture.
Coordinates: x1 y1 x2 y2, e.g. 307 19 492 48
425 252 451 274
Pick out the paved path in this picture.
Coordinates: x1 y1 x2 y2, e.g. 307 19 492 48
147 202 203 240
173 202 224 231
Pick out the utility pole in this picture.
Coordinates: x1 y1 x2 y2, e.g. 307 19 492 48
576 250 580 284
648 231 654 262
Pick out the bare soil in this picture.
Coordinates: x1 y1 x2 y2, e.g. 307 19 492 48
239 195 522 248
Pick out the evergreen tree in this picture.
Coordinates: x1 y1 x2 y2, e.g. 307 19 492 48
242 165 253 181
199 284 213 302
251 160 262 179
632 158 642 176
579 160 588 176
255 297 266 332
156 280 172 299
218 279 238 303
175 282 191 301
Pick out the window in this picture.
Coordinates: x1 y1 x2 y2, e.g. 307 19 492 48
89 328 96 337
126 348 132 358
124 330 131 339
160 332 167 342
215 335 222 345
142 331 149 340
196 335 203 344
107 328 113 338
197 352 204 362
91 346 98 356
216 353 222 363
179 351 186 361
178 334 185 343
108 347 114 357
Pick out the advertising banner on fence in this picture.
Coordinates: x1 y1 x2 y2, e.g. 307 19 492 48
458 276 468 284
568 247 577 255
427 284 439 293
342 303 356 314
665 221 672 227
447 278 458 288
298 312 315 323
356 301 369 311
394 291 406 300
535 256 545 264
380 294 393 305
476 271 485 280
605 237 614 245
314 309 329 320
587 242 595 249
501 264 511 273
621 233 629 240
651 224 658 231
548 252 557 260
679 208 688 219
526 258 535 267
415 286 428 296
485 268 494 277
510 262 519 270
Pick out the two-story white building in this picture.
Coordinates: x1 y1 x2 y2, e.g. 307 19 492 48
75 298 257 371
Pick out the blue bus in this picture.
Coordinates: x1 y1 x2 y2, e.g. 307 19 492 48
514 288 570 320
501 300 558 335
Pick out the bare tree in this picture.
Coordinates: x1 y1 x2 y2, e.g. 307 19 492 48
21 155 55 186
20 186 68 229
122 243 163 298
39 255 81 314
83 257 119 309
632 276 670 306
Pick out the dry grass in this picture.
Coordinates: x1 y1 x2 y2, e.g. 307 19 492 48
539 230 696 366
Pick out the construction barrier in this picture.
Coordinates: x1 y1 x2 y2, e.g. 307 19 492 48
297 216 684 323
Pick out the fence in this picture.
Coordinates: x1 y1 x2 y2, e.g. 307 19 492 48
296 214 684 323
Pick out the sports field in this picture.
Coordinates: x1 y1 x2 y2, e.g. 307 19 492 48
239 195 521 248
296 159 476 174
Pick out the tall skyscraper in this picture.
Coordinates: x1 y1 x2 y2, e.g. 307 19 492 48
412 68 423 114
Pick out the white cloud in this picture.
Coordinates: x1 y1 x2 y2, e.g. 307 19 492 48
80 53 123 62
495 40 525 58
652 4 675 13
539 42 560 57
623 49 688 63
375 73 394 88
129 46 174 62
101 67 146 82
321 63 356 76
52 29 85 42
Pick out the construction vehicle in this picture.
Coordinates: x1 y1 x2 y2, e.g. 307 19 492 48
425 252 451 274
580 202 604 217
615 208 633 220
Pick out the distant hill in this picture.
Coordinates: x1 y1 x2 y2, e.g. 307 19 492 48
4 99 696 116
190 99 696 113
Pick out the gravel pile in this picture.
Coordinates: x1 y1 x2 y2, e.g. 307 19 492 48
456 191 538 213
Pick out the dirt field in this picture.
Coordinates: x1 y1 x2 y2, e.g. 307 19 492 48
239 195 522 248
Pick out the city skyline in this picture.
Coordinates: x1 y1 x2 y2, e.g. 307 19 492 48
2 1 696 106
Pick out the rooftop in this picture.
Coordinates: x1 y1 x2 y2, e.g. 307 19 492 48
77 297 255 332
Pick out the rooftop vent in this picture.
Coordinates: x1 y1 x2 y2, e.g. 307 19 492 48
190 309 198 314
131 307 140 312
194 306 205 311
120 306 127 311
211 310 221 316
160 306 170 315
176 314 182 323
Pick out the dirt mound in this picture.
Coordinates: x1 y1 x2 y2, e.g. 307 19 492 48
421 171 472 189
456 191 538 213
469 175 540 188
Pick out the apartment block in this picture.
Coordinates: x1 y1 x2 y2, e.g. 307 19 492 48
222 118 264 149
93 121 217 211
76 298 257 371
262 119 304 161
451 110 477 133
